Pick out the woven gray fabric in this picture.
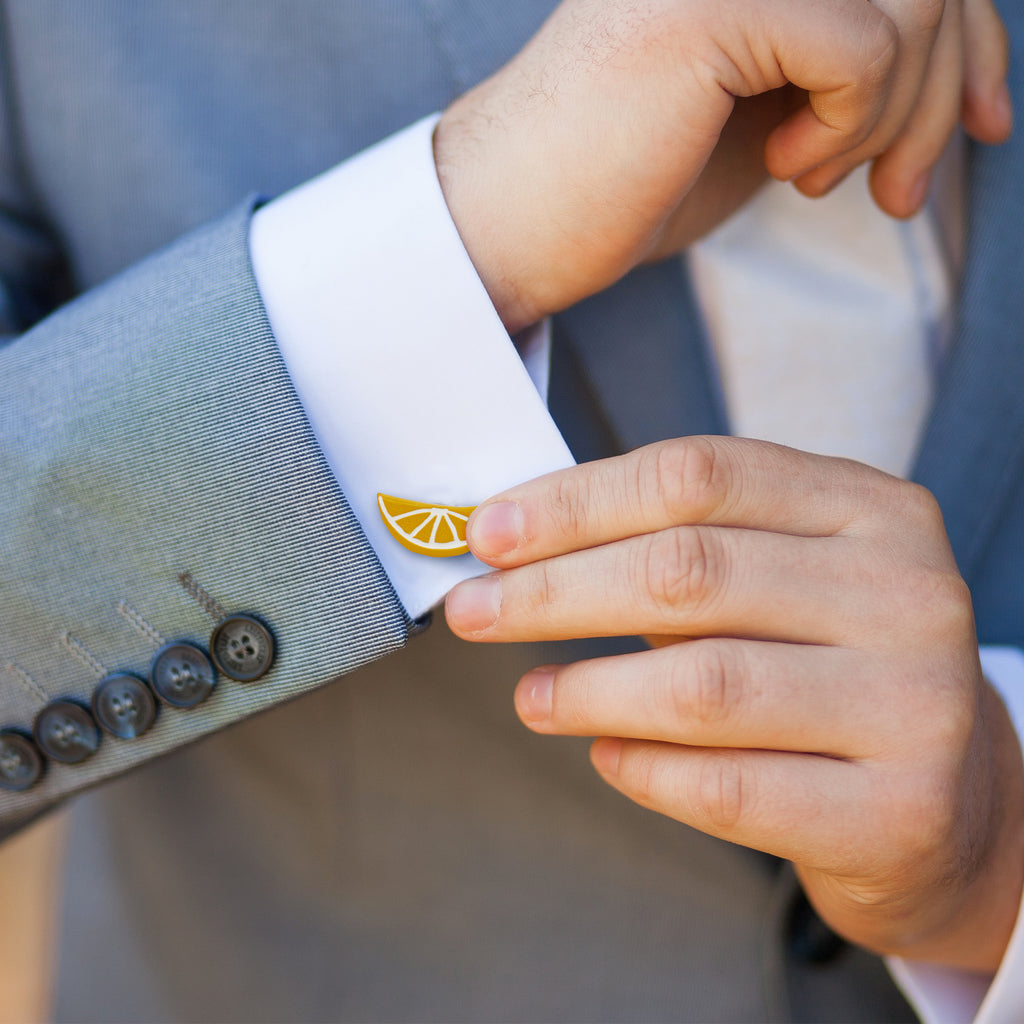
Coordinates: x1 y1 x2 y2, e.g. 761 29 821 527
0 202 407 832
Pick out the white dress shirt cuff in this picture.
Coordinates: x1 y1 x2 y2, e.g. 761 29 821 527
249 115 574 620
888 646 1024 1024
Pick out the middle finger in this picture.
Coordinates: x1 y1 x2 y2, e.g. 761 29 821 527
776 0 951 207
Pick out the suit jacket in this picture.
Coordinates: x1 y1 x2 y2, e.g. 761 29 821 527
0 1 1019 1020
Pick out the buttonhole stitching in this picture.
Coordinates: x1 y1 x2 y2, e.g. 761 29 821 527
176 570 226 623
2 661 49 705
116 601 166 648
60 632 107 680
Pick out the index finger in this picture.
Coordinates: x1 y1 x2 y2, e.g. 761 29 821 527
466 436 914 567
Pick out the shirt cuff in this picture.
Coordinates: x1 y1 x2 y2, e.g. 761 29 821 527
887 646 1024 1024
249 115 574 619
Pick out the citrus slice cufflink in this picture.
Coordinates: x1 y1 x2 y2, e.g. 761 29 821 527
377 494 477 557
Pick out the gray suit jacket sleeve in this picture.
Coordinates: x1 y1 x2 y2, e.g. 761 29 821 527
0 201 410 838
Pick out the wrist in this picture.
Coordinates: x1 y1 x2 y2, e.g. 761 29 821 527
936 681 1024 971
885 681 1024 971
433 98 539 334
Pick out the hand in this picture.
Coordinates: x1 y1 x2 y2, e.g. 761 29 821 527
446 437 1024 970
434 0 1012 332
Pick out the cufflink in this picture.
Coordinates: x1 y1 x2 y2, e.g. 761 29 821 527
377 494 476 557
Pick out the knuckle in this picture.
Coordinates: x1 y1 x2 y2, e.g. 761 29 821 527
852 14 899 112
931 571 975 637
548 473 590 545
642 526 718 617
673 642 737 728
646 442 689 523
906 567 975 645
890 680 974 764
898 481 947 535
648 437 725 523
521 562 560 623
928 689 977 757
626 743 659 804
697 752 751 831
908 0 946 35
867 15 900 75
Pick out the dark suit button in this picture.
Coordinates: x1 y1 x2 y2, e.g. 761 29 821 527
0 731 45 791
92 673 157 739
210 615 274 682
33 701 101 765
150 643 216 708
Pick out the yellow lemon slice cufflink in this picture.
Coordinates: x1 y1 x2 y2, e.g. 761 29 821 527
377 494 477 557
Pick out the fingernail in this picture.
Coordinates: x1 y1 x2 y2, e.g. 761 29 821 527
516 667 554 724
468 501 524 558
591 737 623 777
908 171 931 213
446 575 502 633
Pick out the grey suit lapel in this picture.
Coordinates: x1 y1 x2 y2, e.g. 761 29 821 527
551 259 727 458
911 20 1024 579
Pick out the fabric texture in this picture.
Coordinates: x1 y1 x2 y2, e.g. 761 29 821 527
0 1 1017 1021
0 201 407 836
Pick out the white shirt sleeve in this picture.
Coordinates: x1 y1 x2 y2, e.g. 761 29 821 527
888 646 1024 1024
248 115 573 620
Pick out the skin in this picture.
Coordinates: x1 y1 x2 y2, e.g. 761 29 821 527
437 0 1019 975
434 0 1011 332
446 439 1024 971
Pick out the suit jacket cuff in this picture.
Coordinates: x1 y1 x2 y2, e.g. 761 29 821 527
0 201 407 832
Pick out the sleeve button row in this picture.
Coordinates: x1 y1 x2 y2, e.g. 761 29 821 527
0 615 275 792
